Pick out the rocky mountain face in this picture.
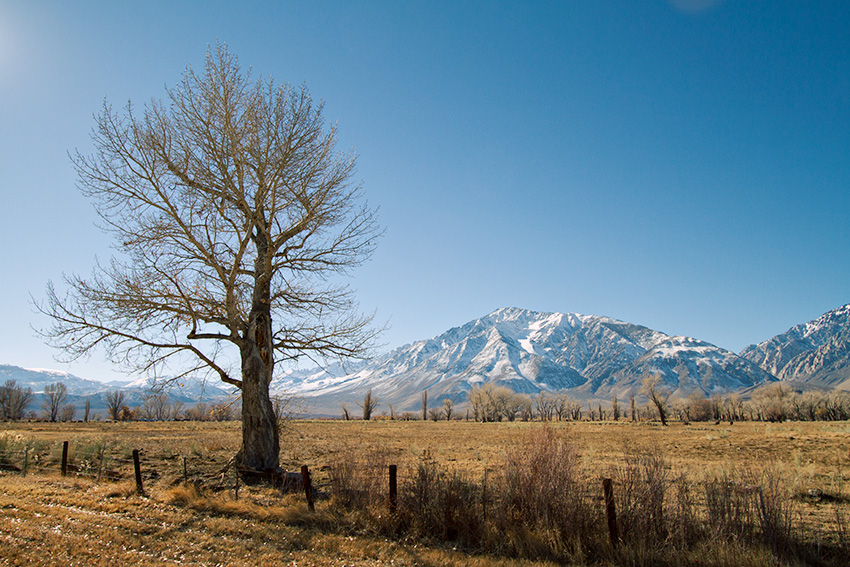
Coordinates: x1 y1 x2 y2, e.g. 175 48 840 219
276 307 775 414
740 304 850 389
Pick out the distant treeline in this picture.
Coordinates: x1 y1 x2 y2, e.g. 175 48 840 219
348 381 850 424
0 379 244 423
4 377 849 424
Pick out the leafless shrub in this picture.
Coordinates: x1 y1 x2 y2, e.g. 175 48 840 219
835 504 849 551
396 457 484 546
754 466 794 555
668 474 702 549
612 446 669 546
326 445 392 511
491 426 600 557
704 471 758 543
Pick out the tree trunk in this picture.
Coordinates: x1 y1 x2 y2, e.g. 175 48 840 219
235 302 280 471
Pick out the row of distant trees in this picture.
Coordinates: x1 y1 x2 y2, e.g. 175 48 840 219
0 380 241 422
344 378 850 423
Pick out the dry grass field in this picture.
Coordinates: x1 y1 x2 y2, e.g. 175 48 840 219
0 419 848 566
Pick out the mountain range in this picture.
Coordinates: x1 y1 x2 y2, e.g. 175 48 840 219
274 307 780 414
5 303 849 417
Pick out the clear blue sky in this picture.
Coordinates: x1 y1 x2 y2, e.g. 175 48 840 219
1 0 848 382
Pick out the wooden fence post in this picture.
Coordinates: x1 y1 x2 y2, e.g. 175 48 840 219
23 447 28 476
61 441 69 476
300 465 314 511
183 456 188 486
132 449 144 495
389 464 397 513
603 478 619 548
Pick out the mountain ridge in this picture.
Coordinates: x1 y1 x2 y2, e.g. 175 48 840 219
740 304 850 389
7 303 849 416
274 307 776 413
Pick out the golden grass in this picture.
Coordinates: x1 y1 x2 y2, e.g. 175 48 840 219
0 419 848 566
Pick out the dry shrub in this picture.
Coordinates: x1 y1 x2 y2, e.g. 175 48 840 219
611 446 670 547
491 426 600 561
668 474 701 549
318 425 839 566
397 457 484 546
704 471 757 543
753 466 794 555
835 504 849 551
703 465 796 555
326 443 393 510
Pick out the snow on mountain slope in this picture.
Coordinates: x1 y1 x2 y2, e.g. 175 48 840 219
122 375 238 402
0 365 107 395
583 335 776 398
741 304 850 389
282 308 772 413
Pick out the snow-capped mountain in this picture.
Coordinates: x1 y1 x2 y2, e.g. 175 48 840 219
0 365 107 395
740 304 850 389
122 375 237 402
277 307 775 413
9 303 848 417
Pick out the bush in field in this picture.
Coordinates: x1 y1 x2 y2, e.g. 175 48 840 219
0 380 34 421
491 426 601 560
397 457 484 546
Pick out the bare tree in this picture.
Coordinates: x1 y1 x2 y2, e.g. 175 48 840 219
42 382 68 422
421 390 428 421
139 392 171 421
340 402 351 421
60 404 77 422
83 398 91 422
105 390 126 421
358 389 378 420
170 399 185 420
271 393 303 428
185 402 209 421
38 45 381 472
0 380 34 421
442 398 454 421
641 374 671 426
535 392 555 421
467 384 524 422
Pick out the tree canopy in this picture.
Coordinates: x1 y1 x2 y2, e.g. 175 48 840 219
39 45 382 470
